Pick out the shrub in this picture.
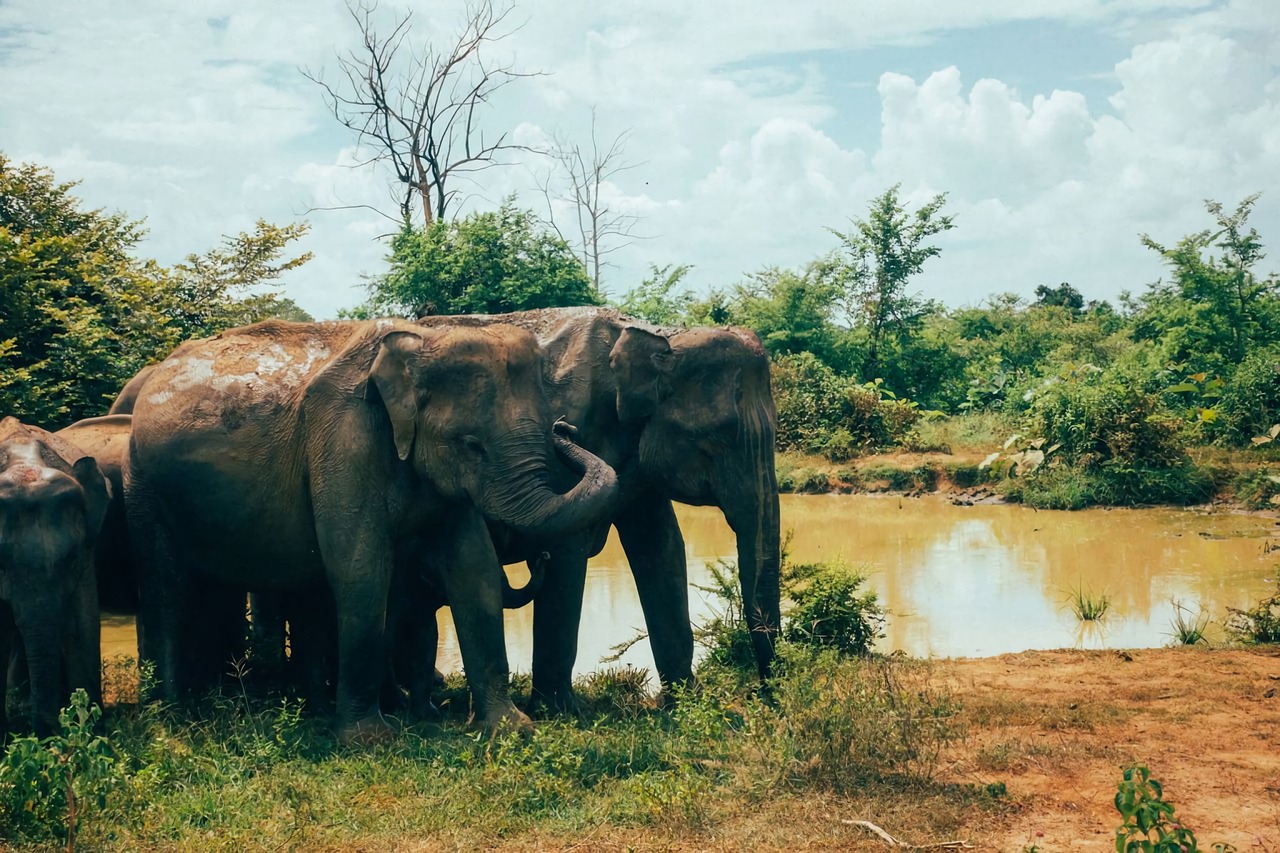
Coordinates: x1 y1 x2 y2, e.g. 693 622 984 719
1225 580 1280 645
997 363 1212 508
1230 466 1280 509
783 562 886 656
1209 346 1280 447
771 353 924 459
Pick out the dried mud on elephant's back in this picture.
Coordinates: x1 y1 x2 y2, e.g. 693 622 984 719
936 646 1280 849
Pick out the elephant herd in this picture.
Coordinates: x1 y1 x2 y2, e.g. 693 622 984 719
0 307 781 744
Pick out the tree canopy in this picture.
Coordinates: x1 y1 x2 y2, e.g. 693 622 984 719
368 199 599 317
0 155 313 428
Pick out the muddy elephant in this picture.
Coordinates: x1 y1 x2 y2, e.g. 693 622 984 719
124 318 618 743
56 415 137 615
417 307 781 713
0 417 110 735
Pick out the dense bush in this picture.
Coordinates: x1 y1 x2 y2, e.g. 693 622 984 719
1210 346 1280 446
771 352 924 459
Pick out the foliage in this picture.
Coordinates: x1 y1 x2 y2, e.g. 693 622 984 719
771 352 926 459
0 690 122 846
1228 466 1280 509
369 198 600 316
613 263 697 325
1113 764 1236 852
782 561 885 656
1210 349 1280 446
1136 194 1279 372
0 155 313 428
1224 579 1280 645
723 264 851 370
824 184 956 379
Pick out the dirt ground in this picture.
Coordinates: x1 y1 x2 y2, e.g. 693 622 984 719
939 646 1280 851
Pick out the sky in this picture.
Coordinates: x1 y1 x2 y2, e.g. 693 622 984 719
2 0 1277 320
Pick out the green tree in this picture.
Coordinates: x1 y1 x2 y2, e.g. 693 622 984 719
1137 193 1279 370
614 263 695 325
728 265 852 372
163 220 314 337
0 155 314 427
826 184 956 379
369 198 599 316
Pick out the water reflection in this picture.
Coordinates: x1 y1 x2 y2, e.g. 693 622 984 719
102 496 1280 680
438 495 1280 675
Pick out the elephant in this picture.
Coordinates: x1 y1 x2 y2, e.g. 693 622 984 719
55 415 137 614
416 307 781 713
0 417 110 735
123 318 619 744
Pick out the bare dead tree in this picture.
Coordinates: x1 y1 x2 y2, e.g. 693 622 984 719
303 0 536 227
537 109 645 294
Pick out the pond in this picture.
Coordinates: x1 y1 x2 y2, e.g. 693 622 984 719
102 495 1280 678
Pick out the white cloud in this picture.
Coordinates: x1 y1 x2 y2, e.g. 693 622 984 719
0 0 1276 318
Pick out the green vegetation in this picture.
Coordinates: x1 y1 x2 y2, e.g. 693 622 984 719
1113 764 1236 852
1067 584 1111 622
0 155 312 428
363 197 601 317
1168 600 1210 646
1224 578 1280 644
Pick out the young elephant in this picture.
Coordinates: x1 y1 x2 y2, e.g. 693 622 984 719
55 415 136 614
0 417 110 735
125 319 618 744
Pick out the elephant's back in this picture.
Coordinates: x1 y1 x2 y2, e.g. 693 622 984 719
56 415 131 481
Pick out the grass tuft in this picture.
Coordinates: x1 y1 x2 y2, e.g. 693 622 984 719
1168 599 1210 646
1066 583 1111 621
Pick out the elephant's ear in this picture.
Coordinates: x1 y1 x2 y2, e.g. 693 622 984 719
365 330 426 461
610 327 676 422
71 456 111 547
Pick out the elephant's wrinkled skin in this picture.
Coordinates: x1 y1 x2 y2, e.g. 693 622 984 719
56 415 136 614
124 318 618 743
0 417 109 735
418 307 781 712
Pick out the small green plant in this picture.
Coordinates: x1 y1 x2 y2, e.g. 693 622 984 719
1168 600 1210 646
783 561 886 656
1224 579 1280 644
0 689 122 848
1067 583 1111 621
1113 763 1236 852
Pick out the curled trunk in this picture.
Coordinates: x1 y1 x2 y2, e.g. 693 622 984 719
479 428 618 538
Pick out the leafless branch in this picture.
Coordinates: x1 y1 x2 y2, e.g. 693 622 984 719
301 0 540 227
538 107 647 293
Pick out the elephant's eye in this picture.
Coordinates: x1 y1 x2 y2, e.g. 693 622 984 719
462 436 486 458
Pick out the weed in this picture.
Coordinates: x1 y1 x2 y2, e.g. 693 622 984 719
1168 600 1210 646
782 561 885 656
1224 578 1280 644
1067 583 1111 621
1113 763 1236 852
0 689 122 848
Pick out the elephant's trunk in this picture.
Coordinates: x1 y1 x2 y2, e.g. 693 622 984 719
479 427 618 538
501 551 549 609
722 395 782 685
19 620 64 736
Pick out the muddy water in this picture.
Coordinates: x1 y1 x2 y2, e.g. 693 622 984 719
102 495 1280 679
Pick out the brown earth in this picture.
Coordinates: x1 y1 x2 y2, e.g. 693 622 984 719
481 646 1280 852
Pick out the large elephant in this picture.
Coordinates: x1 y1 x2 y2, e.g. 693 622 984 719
55 415 136 614
0 417 109 735
124 318 618 743
417 307 781 712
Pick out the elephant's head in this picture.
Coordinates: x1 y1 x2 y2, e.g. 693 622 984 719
364 324 618 537
610 325 781 680
0 417 110 732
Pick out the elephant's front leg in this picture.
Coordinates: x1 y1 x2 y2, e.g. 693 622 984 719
436 507 530 733
615 495 695 700
529 534 593 716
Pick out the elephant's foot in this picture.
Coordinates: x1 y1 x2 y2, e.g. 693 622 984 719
410 695 442 721
658 674 703 710
471 702 533 735
337 712 397 747
525 683 585 719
